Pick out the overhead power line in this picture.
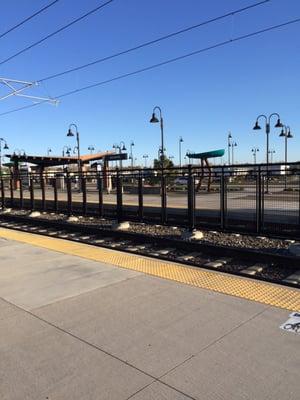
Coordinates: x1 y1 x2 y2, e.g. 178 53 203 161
0 0 60 40
38 0 271 82
0 17 299 117
0 0 115 66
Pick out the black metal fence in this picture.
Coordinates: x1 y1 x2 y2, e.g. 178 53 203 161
1 162 300 236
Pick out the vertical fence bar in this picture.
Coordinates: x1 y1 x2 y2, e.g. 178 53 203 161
67 173 72 216
256 166 261 234
97 175 103 217
82 174 87 216
220 167 225 230
187 165 195 230
1 178 5 209
138 171 144 221
41 173 46 211
116 169 123 222
161 167 167 224
19 178 23 209
10 175 14 208
261 172 265 232
30 174 35 211
298 174 300 231
53 177 58 213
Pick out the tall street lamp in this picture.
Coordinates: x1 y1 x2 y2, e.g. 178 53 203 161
279 125 293 165
227 132 232 165
67 124 81 175
253 113 283 193
129 141 135 168
0 138 9 177
88 145 95 154
179 136 184 168
143 154 149 168
251 147 259 164
230 142 237 165
62 146 71 157
150 106 166 223
113 141 126 169
150 106 165 166
279 125 293 190
268 149 276 163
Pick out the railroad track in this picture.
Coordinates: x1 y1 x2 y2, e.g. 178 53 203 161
0 213 299 289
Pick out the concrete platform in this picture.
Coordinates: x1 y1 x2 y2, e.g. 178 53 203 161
0 235 299 400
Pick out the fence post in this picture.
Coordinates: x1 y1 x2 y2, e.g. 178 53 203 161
161 167 167 224
53 177 58 213
1 177 5 209
19 178 23 209
30 174 35 211
187 164 195 231
116 168 123 222
66 173 72 216
298 174 300 232
97 175 103 217
10 175 14 208
256 166 262 234
82 173 87 216
138 171 143 222
220 167 225 230
41 173 46 211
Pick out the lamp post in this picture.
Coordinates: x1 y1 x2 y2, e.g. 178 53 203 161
251 147 259 164
227 132 232 165
67 124 81 174
129 141 135 168
279 125 293 190
150 106 166 223
62 146 71 157
150 106 165 166
47 147 52 156
231 142 237 165
268 149 276 163
253 113 283 193
279 125 293 165
179 136 183 168
143 154 148 168
0 138 9 177
88 145 95 154
113 141 126 169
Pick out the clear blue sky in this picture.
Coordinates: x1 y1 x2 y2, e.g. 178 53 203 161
1 0 299 165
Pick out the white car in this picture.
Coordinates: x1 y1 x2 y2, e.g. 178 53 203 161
174 177 188 185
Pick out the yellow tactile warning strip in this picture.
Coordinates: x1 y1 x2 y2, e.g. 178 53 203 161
0 227 299 312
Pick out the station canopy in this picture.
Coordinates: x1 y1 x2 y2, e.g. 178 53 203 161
6 150 121 168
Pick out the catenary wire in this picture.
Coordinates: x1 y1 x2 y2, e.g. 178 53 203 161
0 17 299 117
37 0 271 82
0 0 115 66
0 0 60 40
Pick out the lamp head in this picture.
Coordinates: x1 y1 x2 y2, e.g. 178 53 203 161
150 113 159 123
121 144 126 151
4 143 9 150
179 137 183 143
253 121 261 130
67 128 74 137
279 129 285 137
275 118 283 128
287 131 293 139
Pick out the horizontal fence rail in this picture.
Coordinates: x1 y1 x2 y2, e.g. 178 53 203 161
0 162 299 236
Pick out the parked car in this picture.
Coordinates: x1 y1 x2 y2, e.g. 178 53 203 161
174 177 188 185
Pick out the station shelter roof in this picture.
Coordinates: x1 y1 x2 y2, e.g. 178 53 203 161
6 151 117 168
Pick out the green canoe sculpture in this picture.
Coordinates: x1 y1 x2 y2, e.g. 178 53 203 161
186 149 225 159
